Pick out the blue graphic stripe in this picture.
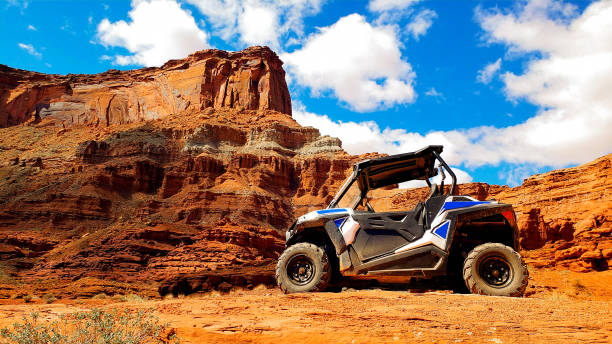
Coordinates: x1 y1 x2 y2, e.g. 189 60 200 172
441 201 490 212
433 221 450 239
334 217 347 229
317 208 349 215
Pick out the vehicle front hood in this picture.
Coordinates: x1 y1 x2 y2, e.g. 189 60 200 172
285 208 352 242
296 208 351 224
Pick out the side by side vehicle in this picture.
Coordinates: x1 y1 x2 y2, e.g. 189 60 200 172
276 145 528 297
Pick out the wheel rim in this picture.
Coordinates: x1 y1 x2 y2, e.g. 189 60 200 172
478 255 513 287
286 254 315 286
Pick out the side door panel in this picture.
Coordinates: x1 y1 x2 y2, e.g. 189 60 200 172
350 211 424 261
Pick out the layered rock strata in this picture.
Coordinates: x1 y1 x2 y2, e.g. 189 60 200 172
0 46 291 128
0 46 610 298
0 47 348 296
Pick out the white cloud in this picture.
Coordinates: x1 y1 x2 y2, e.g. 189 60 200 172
293 104 452 160
474 0 612 166
293 0 612 186
238 4 279 47
400 167 473 189
27 24 36 31
96 0 209 67
406 9 437 40
368 0 420 12
7 0 28 9
185 0 322 48
476 58 502 84
282 14 416 112
424 87 443 98
293 104 473 186
498 164 542 187
17 43 41 58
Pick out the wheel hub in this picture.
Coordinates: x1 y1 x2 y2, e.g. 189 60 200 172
286 254 315 285
479 256 512 287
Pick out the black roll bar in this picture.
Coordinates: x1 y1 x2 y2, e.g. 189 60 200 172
432 151 456 195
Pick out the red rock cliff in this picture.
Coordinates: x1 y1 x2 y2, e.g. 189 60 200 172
0 46 291 128
0 46 609 298
0 46 346 297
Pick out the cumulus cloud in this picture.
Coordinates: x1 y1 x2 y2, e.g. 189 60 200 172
293 105 473 186
368 0 436 40
368 0 421 12
475 0 612 166
294 0 612 186
185 0 322 48
238 4 278 46
27 24 36 31
406 9 437 40
293 105 457 162
96 0 209 67
282 14 416 112
17 43 41 58
476 58 501 84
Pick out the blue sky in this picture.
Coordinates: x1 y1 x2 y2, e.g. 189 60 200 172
2 0 611 187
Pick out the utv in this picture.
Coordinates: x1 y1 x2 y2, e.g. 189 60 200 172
276 146 528 297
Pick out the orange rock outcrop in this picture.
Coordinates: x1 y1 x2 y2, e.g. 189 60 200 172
0 46 291 128
0 46 609 297
0 47 349 296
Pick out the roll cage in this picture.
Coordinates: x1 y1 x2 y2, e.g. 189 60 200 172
327 145 457 209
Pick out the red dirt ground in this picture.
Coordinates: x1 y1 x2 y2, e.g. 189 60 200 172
0 268 610 344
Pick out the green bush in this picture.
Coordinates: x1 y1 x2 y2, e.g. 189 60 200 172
0 308 178 344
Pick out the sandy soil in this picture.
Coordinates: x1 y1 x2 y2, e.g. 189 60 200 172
1 269 611 344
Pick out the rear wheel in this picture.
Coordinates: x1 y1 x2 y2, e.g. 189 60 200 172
463 243 528 297
276 243 331 293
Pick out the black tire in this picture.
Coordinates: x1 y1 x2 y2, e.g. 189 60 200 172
463 243 529 297
275 243 331 293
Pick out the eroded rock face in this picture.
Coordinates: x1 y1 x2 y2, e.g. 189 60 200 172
0 46 291 128
0 46 609 297
0 47 345 296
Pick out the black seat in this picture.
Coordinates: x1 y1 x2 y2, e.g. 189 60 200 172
413 183 440 227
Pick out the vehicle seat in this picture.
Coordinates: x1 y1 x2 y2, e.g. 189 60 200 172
413 183 440 227
428 183 439 199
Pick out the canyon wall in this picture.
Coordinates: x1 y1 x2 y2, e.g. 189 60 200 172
0 46 291 128
0 46 609 297
0 47 348 296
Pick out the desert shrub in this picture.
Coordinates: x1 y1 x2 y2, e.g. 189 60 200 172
42 294 56 304
572 279 590 295
119 294 147 303
91 293 108 300
0 308 177 344
22 295 32 303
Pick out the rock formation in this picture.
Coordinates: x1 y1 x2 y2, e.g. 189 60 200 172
0 47 350 297
0 46 609 297
0 46 291 128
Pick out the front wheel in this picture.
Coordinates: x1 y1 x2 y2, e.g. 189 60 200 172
463 243 529 297
275 243 331 293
